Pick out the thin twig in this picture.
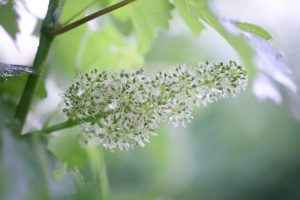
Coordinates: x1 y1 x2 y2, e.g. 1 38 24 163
50 0 137 35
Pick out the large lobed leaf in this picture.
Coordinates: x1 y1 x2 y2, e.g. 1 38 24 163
81 24 143 70
173 0 205 36
172 0 256 74
110 0 174 53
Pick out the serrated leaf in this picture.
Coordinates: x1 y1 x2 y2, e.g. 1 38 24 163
173 0 205 36
80 24 143 70
0 1 19 40
111 0 173 53
172 0 256 74
235 22 273 40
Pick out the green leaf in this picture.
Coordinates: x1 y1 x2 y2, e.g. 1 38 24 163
0 74 27 97
111 0 173 53
0 62 47 99
235 22 273 40
80 24 143 70
48 130 88 169
36 75 48 99
0 119 76 200
96 0 110 7
173 0 205 36
59 0 95 23
0 1 19 40
50 22 87 80
0 63 34 82
50 0 89 77
53 164 68 180
172 0 256 74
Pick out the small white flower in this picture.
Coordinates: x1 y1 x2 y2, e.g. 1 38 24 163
108 100 118 110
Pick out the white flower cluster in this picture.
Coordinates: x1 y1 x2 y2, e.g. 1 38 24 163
63 61 247 151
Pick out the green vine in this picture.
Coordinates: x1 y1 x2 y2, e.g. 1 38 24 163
14 0 59 134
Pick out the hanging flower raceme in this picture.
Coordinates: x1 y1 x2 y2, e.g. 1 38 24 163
62 61 248 151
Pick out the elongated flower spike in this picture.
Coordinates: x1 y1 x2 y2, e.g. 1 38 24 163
63 61 247 151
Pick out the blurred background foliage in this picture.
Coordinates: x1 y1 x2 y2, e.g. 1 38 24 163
1 0 300 200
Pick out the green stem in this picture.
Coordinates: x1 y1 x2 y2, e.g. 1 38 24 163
25 111 111 135
32 134 51 200
87 144 109 200
50 0 137 35
14 0 59 134
99 148 109 200
30 119 78 134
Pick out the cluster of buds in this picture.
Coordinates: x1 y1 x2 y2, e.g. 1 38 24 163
63 61 247 150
